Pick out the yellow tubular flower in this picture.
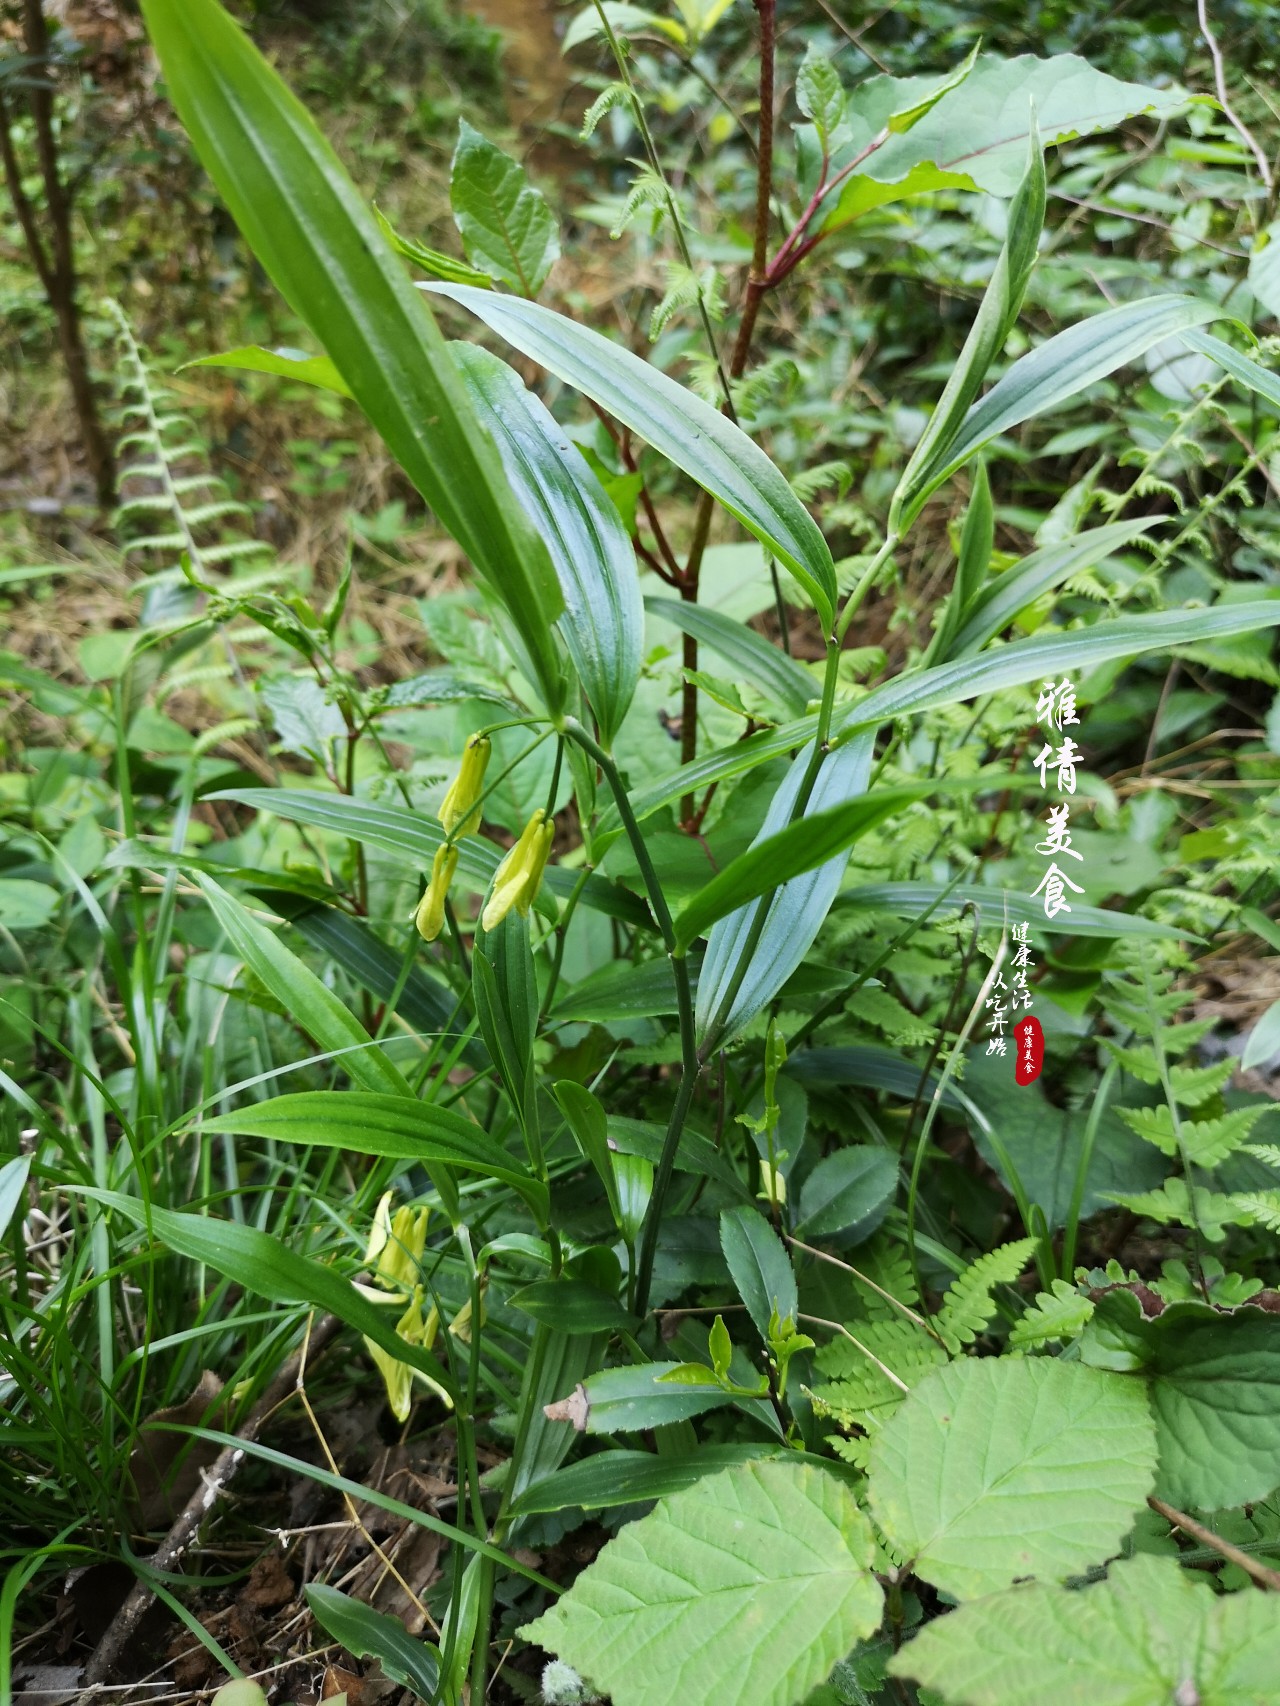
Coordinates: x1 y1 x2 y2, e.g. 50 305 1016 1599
482 808 551 931
414 842 458 942
515 814 554 918
438 734 491 838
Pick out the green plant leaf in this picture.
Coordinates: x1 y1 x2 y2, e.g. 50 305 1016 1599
450 119 559 296
720 1206 797 1340
373 203 494 288
82 1189 458 1402
1243 998 1280 1071
181 344 352 395
796 44 846 149
1183 327 1280 417
192 875 410 1098
557 1362 737 1434
867 1358 1157 1600
138 0 566 712
208 788 651 930
646 596 816 716
837 599 1280 735
555 1080 623 1229
888 1552 1280 1706
1080 1292 1280 1509
510 1279 636 1335
563 1 687 53
899 295 1226 524
675 783 933 952
197 1092 548 1223
508 1445 792 1515
821 52 1192 228
795 1148 898 1243
428 283 839 629
521 1460 883 1706
891 128 1045 534
455 344 641 744
305 1586 440 1699
696 732 876 1043
948 519 1162 655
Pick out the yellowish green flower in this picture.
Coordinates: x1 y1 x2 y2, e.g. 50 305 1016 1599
364 1190 430 1293
414 842 457 942
438 733 491 838
482 808 554 931
363 1287 449 1421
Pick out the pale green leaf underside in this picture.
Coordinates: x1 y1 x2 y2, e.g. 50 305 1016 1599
868 1359 1157 1600
522 1460 883 1706
889 1552 1280 1706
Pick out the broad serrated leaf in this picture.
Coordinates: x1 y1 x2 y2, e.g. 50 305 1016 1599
521 1460 883 1706
889 1552 1280 1706
867 1358 1157 1600
796 45 846 147
1081 1292 1280 1510
450 120 560 296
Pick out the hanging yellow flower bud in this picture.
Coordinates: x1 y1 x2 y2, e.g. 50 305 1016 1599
481 808 554 931
414 843 458 942
363 1287 450 1421
438 734 491 838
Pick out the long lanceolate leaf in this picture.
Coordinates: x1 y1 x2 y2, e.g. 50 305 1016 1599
200 1092 549 1222
898 295 1226 527
696 732 876 1045
428 283 840 630
83 1189 459 1403
139 0 566 712
453 344 642 746
837 600 1280 735
209 788 652 929
947 519 1162 657
890 129 1045 534
646 597 817 717
619 600 1280 833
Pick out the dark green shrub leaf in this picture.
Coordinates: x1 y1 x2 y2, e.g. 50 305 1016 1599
796 1148 898 1243
720 1206 797 1339
1081 1292 1280 1509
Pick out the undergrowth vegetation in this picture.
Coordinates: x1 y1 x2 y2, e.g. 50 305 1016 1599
5 0 1280 1702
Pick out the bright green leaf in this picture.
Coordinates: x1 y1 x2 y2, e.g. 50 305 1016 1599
522 1460 883 1706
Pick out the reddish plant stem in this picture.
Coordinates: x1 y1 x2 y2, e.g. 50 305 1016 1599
677 0 777 822
7 0 115 504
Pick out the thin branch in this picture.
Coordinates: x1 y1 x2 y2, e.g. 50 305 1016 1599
1149 1495 1280 1591
1197 0 1274 192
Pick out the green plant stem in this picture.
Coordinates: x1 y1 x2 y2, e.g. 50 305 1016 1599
563 719 698 1316
1060 1057 1119 1280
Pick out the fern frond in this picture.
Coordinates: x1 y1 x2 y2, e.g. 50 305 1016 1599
934 1238 1037 1354
1009 1279 1095 1352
